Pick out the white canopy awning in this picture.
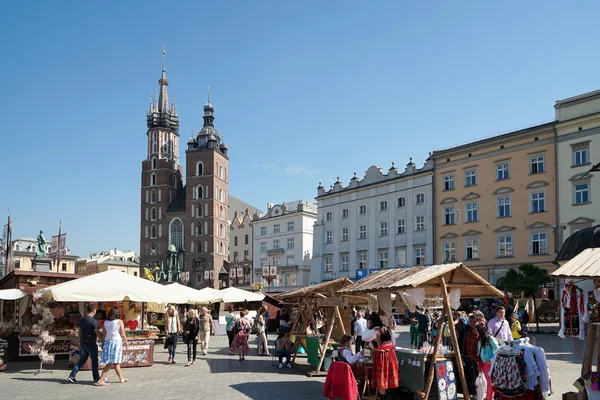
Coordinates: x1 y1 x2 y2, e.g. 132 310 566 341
164 283 222 304
38 269 168 303
218 287 264 303
0 288 27 300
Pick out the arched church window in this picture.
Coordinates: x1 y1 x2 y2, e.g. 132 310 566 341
151 173 156 186
196 162 204 176
169 218 184 250
197 186 204 199
151 225 157 239
151 208 157 221
151 190 157 203
172 175 177 189
197 204 203 217
152 157 157 169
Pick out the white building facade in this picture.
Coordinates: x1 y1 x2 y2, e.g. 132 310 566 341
310 159 434 284
251 201 317 292
228 195 262 289
555 90 600 242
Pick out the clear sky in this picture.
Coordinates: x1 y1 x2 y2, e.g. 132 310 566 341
1 1 599 257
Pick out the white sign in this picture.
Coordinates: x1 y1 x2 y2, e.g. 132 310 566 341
204 271 209 280
230 269 236 278
236 267 243 278
262 266 269 276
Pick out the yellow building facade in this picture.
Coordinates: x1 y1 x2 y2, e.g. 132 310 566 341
9 238 77 274
431 122 558 286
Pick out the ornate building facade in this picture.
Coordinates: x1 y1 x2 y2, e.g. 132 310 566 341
139 54 229 288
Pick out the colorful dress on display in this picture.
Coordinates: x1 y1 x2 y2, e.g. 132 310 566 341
557 281 588 340
370 342 399 391
588 289 600 325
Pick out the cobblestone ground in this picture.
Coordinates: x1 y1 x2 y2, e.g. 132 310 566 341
0 325 594 400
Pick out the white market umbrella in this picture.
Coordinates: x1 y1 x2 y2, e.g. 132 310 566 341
38 269 168 303
218 286 264 303
164 283 222 304
0 288 27 300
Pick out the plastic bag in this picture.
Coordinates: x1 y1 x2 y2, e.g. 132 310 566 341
476 370 487 400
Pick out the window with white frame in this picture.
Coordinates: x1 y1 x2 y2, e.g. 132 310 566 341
444 206 455 225
233 251 238 261
286 254 295 265
415 247 425 265
573 145 589 166
358 252 367 269
244 250 249 260
497 197 511 218
150 173 156 186
341 227 349 241
415 193 425 204
273 224 280 234
443 241 456 262
396 248 406 266
287 237 295 249
530 155 545 174
324 255 333 272
416 215 425 231
326 212 333 221
260 226 267 236
497 234 513 257
397 219 406 234
380 222 388 236
326 230 333 243
531 232 547 255
465 239 479 260
397 197 406 208
378 250 388 269
531 191 545 213
359 205 367 215
273 239 280 250
466 202 478 222
380 201 388 211
465 170 477 187
340 254 349 271
359 225 367 239
496 162 510 180
443 175 455 191
574 182 590 204
287 221 295 231
342 209 349 219
260 257 267 265
272 256 280 265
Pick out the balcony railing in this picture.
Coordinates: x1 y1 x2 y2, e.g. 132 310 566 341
267 248 284 256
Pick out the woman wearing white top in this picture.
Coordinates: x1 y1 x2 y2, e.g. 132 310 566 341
97 307 129 385
164 306 181 364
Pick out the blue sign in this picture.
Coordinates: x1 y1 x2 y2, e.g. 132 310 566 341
356 269 368 280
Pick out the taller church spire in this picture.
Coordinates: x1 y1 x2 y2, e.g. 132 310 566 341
147 46 180 134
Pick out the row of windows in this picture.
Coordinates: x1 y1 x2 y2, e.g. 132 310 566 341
323 247 427 272
441 232 548 262
258 255 297 267
325 216 426 243
12 259 68 271
259 237 296 252
324 195 426 222
148 173 178 188
259 222 295 236
232 250 250 262
232 235 250 247
194 161 227 180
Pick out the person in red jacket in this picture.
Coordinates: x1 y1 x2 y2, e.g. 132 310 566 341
323 361 358 400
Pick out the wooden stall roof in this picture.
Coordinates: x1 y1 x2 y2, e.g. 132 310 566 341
337 263 503 298
275 277 367 303
552 247 600 279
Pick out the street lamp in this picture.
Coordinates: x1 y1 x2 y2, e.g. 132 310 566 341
261 264 278 293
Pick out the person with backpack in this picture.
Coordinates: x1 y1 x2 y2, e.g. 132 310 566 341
231 310 250 361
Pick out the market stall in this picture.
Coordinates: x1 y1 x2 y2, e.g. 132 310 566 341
551 247 600 396
38 270 169 370
0 270 82 363
0 289 27 370
337 263 503 400
276 277 368 376
212 286 264 335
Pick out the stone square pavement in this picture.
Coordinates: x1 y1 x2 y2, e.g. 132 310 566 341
0 326 594 400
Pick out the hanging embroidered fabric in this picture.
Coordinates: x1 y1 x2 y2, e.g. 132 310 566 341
557 281 587 340
490 351 528 397
588 290 600 324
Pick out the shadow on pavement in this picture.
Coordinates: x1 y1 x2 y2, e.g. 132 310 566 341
9 376 72 385
230 380 324 400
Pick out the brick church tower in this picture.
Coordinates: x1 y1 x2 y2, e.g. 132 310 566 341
185 92 229 288
140 50 228 289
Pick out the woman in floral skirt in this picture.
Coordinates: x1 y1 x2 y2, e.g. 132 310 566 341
231 310 250 361
97 307 129 385
370 326 399 399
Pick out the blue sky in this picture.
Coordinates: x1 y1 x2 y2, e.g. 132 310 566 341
1 1 599 256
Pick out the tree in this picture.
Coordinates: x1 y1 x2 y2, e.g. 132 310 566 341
500 263 552 333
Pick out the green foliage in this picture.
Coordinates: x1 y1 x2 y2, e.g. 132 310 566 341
501 263 552 298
